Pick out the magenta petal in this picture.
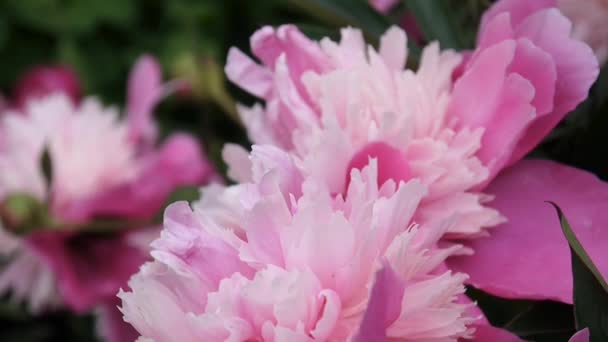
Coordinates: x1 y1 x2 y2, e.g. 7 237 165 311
97 297 140 342
569 328 590 342
126 54 163 145
58 134 217 221
346 142 411 189
354 261 405 342
13 65 82 110
27 231 145 312
448 159 608 303
472 324 522 342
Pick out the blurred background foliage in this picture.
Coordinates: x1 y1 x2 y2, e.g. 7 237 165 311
0 0 605 341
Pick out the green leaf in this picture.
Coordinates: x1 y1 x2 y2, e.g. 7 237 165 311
403 0 465 49
550 203 608 342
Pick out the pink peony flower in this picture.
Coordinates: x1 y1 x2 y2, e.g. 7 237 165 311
558 0 608 64
226 0 604 338
0 55 217 340
120 146 476 341
12 65 82 110
226 25 503 240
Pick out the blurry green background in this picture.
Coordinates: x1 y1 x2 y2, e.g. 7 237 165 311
0 0 606 341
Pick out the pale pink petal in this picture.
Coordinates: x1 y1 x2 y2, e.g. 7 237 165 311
225 48 273 98
354 261 405 342
127 55 163 145
569 328 590 342
448 159 608 303
379 26 408 71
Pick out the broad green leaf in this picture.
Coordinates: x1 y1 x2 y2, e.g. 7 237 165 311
403 0 465 49
550 203 608 342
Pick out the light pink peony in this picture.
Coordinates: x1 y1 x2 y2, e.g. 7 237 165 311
0 55 217 340
120 146 476 341
558 0 608 64
226 25 503 240
226 0 605 339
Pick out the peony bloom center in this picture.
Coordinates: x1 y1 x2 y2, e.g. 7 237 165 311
345 141 411 190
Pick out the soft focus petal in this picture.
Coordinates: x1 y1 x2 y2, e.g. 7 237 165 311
12 65 82 110
27 231 146 312
448 159 608 303
558 0 608 64
97 297 140 342
569 328 590 342
368 0 399 14
60 134 217 221
127 55 163 145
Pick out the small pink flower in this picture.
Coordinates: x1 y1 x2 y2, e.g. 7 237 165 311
120 147 476 341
